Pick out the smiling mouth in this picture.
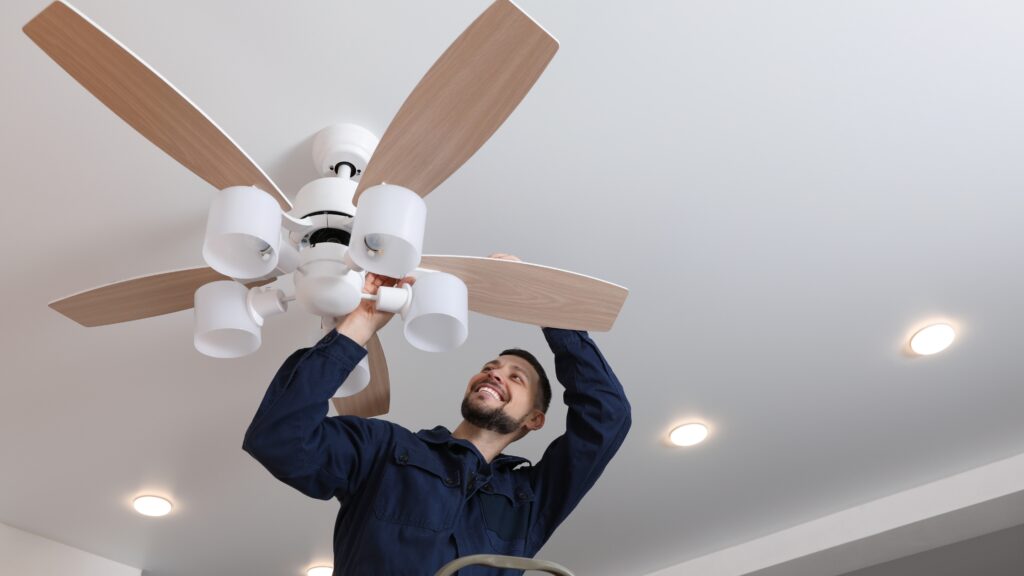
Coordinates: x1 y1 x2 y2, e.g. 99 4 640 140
474 382 506 402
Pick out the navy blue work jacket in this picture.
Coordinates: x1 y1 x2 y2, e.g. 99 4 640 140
243 328 630 575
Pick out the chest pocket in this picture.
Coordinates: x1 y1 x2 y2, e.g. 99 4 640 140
373 444 462 532
478 482 534 555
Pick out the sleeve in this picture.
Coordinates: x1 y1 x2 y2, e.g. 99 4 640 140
242 330 394 501
526 328 632 551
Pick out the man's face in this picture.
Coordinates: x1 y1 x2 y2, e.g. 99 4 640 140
462 354 542 436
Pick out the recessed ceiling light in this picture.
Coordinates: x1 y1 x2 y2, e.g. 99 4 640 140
307 567 333 576
669 423 709 447
132 495 172 517
910 323 956 355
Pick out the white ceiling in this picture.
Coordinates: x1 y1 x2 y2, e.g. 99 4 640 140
2 1 1024 575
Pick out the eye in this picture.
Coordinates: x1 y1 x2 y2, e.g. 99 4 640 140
512 374 522 383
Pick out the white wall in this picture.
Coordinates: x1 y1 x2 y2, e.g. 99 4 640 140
645 451 1024 576
837 523 1024 576
0 522 140 576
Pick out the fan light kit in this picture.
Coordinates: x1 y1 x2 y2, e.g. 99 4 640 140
193 123 470 365
669 423 709 447
132 495 173 517
909 323 956 356
27 0 629 418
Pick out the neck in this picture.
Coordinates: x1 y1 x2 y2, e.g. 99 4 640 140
452 420 517 463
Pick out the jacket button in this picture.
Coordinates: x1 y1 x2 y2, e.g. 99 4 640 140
517 491 528 500
445 476 456 486
398 453 409 464
483 483 492 492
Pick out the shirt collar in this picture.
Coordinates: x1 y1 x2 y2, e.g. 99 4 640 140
416 425 456 445
415 426 531 469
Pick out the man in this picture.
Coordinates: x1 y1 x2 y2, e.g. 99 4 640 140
243 255 631 575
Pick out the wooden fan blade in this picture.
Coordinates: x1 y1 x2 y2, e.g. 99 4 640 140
419 256 628 332
23 1 290 210
353 0 558 203
332 334 391 418
49 267 271 327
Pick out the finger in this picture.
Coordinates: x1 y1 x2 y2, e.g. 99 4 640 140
489 253 522 262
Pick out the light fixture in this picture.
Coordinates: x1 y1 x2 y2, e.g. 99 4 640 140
347 184 427 278
186 126 472 360
202 186 284 280
374 272 469 353
403 272 468 352
293 243 363 317
306 566 333 576
669 423 709 447
132 495 172 517
910 323 956 356
193 281 287 358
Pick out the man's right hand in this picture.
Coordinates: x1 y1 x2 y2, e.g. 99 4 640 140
336 273 414 347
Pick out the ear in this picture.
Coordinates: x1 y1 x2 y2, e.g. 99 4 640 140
525 409 545 432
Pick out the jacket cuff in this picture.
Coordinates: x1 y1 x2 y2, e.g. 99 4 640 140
542 327 588 353
312 329 368 366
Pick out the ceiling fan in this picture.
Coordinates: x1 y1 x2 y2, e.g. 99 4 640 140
24 0 628 418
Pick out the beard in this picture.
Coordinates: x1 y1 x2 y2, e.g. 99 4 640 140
461 395 524 435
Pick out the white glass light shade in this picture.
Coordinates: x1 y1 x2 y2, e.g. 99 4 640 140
194 281 261 358
910 323 956 355
294 243 363 317
203 186 282 279
403 272 468 353
335 356 371 398
133 495 173 517
349 184 426 278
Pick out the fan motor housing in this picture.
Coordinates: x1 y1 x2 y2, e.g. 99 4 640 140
290 176 358 247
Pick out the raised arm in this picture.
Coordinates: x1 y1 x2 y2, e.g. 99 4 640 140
242 273 410 500
526 328 631 550
242 331 393 500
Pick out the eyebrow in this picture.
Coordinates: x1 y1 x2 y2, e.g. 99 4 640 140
483 360 530 379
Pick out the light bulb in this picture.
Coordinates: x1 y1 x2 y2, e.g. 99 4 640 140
306 566 333 576
364 234 384 252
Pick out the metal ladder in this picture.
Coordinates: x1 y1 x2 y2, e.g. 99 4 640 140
435 554 575 576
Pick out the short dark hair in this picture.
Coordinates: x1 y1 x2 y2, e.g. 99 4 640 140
500 348 551 413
